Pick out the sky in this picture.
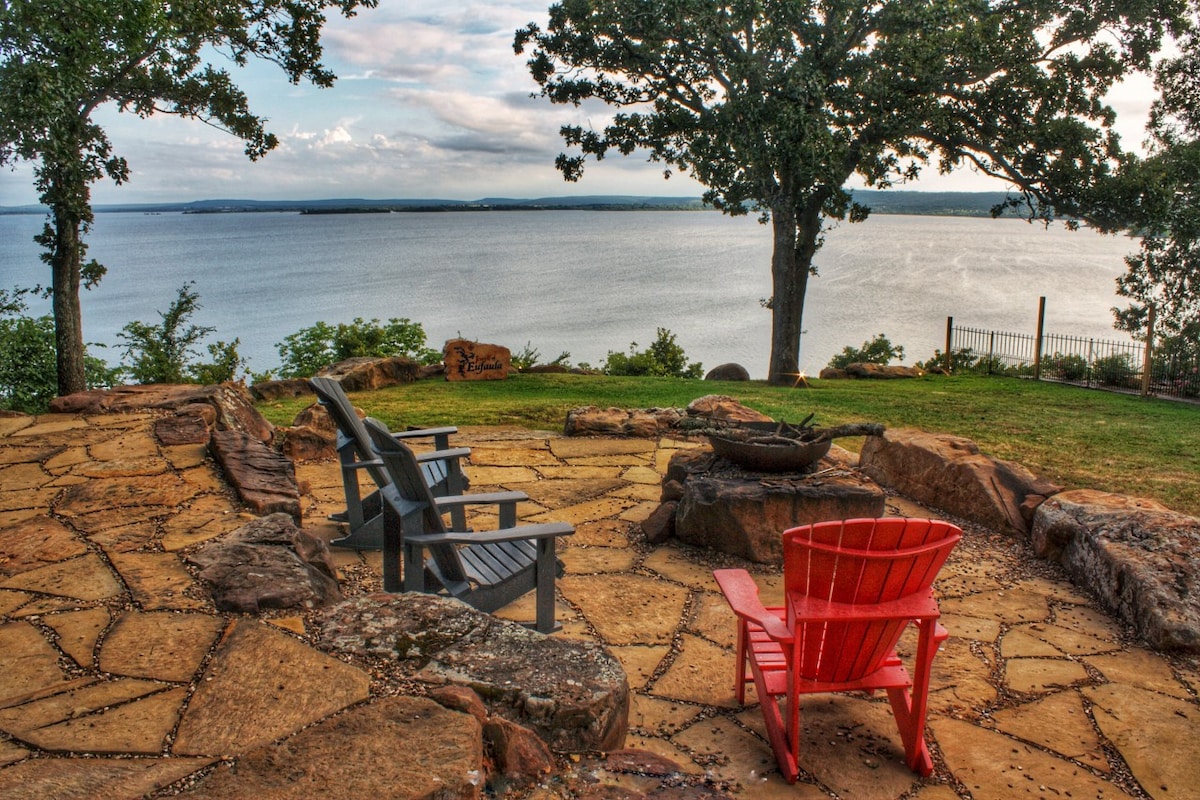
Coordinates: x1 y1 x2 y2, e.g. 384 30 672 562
0 2 1161 207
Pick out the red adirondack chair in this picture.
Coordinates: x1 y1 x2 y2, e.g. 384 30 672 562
714 517 962 782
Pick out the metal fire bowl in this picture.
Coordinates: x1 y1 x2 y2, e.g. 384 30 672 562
706 433 832 472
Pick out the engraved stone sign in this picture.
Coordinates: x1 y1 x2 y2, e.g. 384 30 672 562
442 338 512 381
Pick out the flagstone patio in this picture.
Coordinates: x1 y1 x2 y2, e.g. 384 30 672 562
0 410 1197 798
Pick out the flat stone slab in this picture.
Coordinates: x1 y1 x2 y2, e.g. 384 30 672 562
173 619 370 756
177 696 483 799
0 554 123 602
0 517 88 576
99 611 224 682
55 474 197 518
0 756 214 800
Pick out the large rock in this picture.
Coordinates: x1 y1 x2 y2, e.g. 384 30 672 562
316 357 423 392
704 363 750 381
1031 490 1200 652
50 382 273 443
564 406 684 437
187 513 341 613
859 428 1059 535
316 593 629 752
671 450 886 563
684 394 772 423
443 339 512 382
818 363 926 379
209 430 301 519
248 377 312 402
280 403 340 461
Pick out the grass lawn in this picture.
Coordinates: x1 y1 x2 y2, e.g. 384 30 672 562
256 373 1199 517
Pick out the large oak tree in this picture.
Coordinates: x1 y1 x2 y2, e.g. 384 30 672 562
516 0 1187 384
0 0 375 396
1108 15 1200 353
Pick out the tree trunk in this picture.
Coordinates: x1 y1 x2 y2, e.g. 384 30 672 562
49 188 87 397
767 201 823 385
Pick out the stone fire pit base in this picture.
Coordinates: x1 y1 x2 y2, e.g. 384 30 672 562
666 450 886 563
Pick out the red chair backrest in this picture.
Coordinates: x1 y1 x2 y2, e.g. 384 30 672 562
782 518 961 683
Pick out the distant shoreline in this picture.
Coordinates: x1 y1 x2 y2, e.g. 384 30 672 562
0 190 1023 219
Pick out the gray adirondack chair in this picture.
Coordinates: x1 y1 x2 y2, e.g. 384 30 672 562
309 376 467 548
364 418 574 633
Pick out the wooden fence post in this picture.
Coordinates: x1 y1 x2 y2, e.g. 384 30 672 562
1141 303 1157 397
944 316 953 373
1033 296 1046 381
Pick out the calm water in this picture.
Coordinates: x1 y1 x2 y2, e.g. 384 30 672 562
0 210 1138 379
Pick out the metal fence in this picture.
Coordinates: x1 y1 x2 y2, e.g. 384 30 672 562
945 318 1200 401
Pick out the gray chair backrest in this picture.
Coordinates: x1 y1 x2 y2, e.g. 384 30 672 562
310 377 391 488
364 418 468 585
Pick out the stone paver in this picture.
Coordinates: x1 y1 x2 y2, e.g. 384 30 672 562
1 411 1198 799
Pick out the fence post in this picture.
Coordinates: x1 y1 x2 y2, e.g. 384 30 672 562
1033 296 1046 381
944 316 953 373
1141 303 1157 397
988 331 995 375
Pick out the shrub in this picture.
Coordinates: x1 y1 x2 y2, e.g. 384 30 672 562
915 347 977 373
1046 352 1089 382
1092 352 1136 387
603 328 703 378
512 341 571 371
275 317 441 378
117 283 245 385
827 334 904 369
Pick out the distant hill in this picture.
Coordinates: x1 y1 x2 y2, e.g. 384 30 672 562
1 190 1021 217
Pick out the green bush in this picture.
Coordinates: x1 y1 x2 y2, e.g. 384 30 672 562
1 288 118 413
511 342 571 371
274 317 442 379
1046 352 1089 381
1092 352 1136 387
915 347 977 373
827 334 904 369
117 283 245 385
603 328 703 378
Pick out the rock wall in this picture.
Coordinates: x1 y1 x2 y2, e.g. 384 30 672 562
1032 490 1200 652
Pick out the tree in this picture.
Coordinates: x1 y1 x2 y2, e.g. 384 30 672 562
516 1 1186 384
0 0 375 397
1108 16 1200 350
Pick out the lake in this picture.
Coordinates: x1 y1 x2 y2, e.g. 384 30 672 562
0 209 1140 380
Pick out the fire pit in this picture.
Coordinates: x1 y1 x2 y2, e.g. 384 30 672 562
664 416 889 562
706 422 832 472
700 418 884 474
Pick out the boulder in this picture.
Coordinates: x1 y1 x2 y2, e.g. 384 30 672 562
859 428 1059 535
639 501 678 545
210 430 302 520
248 377 313 402
187 513 341 613
281 402 341 462
317 356 424 392
316 593 629 752
684 395 772 423
443 339 512 382
564 406 684 438
704 363 750 381
818 363 926 379
671 450 886 563
1031 490 1200 652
